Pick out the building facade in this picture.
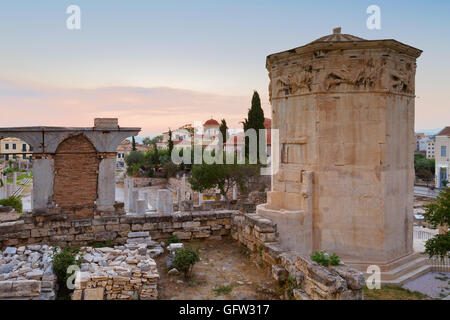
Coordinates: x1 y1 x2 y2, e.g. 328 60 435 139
0 137 32 161
426 136 435 159
435 127 450 188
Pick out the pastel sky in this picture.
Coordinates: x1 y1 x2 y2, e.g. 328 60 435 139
0 0 449 136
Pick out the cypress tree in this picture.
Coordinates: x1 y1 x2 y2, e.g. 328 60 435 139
168 129 174 157
219 119 229 144
132 136 137 151
242 91 265 160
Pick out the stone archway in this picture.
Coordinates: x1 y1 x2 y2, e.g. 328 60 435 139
53 134 99 217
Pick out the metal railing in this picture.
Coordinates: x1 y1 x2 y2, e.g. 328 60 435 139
430 254 450 272
413 229 436 241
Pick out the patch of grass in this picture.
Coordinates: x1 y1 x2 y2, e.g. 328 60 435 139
435 276 449 281
363 286 431 300
0 196 22 213
213 284 234 296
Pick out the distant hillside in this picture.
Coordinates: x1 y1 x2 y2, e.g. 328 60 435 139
415 128 442 136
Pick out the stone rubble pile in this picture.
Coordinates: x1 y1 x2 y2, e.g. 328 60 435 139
0 245 56 300
73 231 160 300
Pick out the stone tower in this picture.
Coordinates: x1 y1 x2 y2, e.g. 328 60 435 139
258 28 422 269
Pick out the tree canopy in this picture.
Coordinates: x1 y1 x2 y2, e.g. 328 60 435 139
423 187 450 259
189 153 259 202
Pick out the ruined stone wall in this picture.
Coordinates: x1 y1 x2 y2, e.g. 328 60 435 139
53 135 99 218
72 246 159 300
0 245 57 300
0 210 234 248
231 213 364 300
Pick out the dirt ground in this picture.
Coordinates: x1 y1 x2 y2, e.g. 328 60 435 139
156 238 282 300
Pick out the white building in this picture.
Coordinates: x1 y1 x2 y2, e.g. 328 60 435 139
426 136 435 159
435 127 450 188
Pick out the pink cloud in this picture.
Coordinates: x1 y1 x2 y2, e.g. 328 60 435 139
0 80 268 136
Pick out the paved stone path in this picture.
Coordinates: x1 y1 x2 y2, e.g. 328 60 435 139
403 272 450 299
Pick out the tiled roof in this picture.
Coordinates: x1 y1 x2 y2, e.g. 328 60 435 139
204 119 220 126
309 27 366 44
437 126 450 136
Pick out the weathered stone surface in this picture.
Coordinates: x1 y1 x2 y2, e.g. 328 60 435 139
84 287 104 300
272 264 288 281
127 232 150 238
260 28 422 267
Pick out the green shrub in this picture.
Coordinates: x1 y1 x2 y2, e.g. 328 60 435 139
126 163 141 176
162 161 178 178
51 246 82 300
167 234 180 244
310 250 341 267
0 196 22 213
171 246 200 279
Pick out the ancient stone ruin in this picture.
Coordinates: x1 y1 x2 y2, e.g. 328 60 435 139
258 28 423 282
3 28 427 299
0 118 140 215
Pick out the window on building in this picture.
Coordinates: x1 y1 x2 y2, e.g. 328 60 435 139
5 143 9 150
12 143 16 150
442 146 447 157
22 144 27 152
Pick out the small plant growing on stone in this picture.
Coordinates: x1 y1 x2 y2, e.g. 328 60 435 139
51 246 82 300
167 234 180 244
213 284 234 296
170 246 200 279
282 275 301 300
310 250 341 267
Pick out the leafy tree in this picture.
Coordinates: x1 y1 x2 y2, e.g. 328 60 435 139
131 136 137 151
242 91 265 161
125 150 145 167
423 187 450 259
143 135 163 146
189 153 259 203
142 137 152 146
414 154 435 174
219 119 229 143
